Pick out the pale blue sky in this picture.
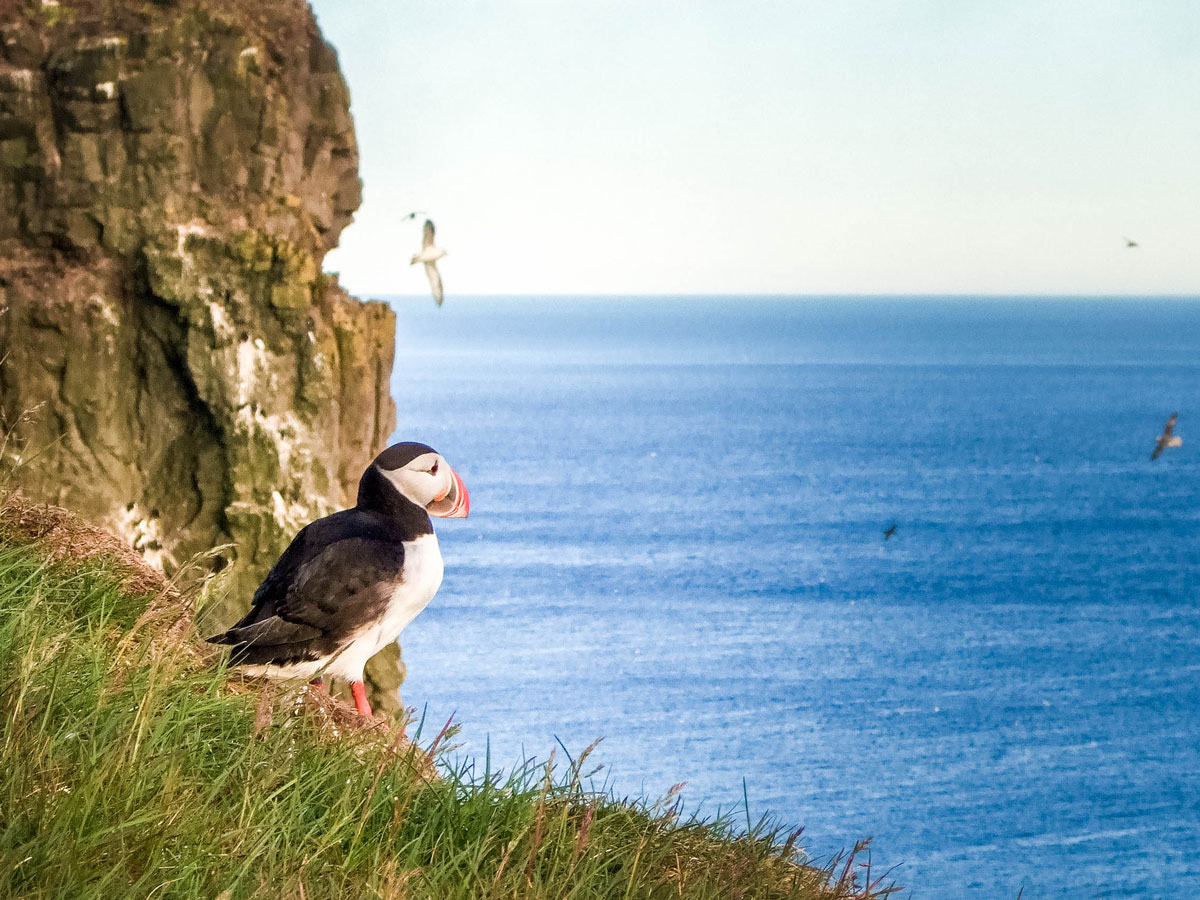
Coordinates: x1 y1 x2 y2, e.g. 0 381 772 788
311 1 1200 296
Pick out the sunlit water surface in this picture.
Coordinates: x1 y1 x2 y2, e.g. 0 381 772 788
381 296 1200 899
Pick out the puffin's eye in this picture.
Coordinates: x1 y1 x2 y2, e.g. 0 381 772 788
429 461 439 476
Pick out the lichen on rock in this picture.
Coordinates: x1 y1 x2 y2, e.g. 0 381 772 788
0 0 406 716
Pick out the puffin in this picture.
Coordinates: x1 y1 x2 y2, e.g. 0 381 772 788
206 441 469 717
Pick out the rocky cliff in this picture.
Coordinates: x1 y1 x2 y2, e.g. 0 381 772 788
0 0 406 714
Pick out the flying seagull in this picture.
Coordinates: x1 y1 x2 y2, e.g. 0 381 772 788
1151 414 1181 461
411 219 447 306
400 211 429 221
883 524 897 541
1124 236 1139 248
206 441 470 717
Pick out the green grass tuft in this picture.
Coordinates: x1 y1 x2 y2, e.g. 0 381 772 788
0 534 897 899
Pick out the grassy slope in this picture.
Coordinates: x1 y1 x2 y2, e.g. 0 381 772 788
0 521 895 900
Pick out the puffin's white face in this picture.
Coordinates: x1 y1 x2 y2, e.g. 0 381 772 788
379 451 470 517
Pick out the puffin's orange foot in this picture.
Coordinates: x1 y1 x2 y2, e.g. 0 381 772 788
350 681 373 717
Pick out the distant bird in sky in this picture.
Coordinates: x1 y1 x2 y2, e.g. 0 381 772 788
1151 413 1181 461
883 524 897 541
411 219 447 306
1124 236 1139 248
400 211 429 221
206 441 470 718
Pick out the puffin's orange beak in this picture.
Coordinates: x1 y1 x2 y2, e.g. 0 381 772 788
428 464 469 518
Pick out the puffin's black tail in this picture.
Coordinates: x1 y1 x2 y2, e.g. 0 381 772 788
205 616 323 667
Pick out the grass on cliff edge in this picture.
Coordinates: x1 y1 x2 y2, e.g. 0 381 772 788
0 531 897 900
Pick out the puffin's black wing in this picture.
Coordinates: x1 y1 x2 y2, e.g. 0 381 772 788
207 511 407 667
208 614 321 648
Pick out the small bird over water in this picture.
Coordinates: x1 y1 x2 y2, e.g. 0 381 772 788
1151 413 1181 461
206 441 469 717
883 524 897 541
411 219 447 306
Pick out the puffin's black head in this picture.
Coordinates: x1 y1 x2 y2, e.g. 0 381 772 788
357 441 470 520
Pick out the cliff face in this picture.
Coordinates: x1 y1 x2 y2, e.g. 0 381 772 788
0 0 405 713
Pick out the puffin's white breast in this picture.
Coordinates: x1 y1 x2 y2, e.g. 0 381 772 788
325 533 444 682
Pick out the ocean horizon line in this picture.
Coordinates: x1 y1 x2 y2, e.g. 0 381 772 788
365 291 1200 302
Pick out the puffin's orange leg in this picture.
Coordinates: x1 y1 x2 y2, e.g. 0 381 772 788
350 681 373 717
309 676 324 689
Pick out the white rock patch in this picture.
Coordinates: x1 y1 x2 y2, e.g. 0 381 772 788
207 300 234 342
112 503 176 571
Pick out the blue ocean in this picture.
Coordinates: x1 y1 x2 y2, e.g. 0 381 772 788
382 296 1200 899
